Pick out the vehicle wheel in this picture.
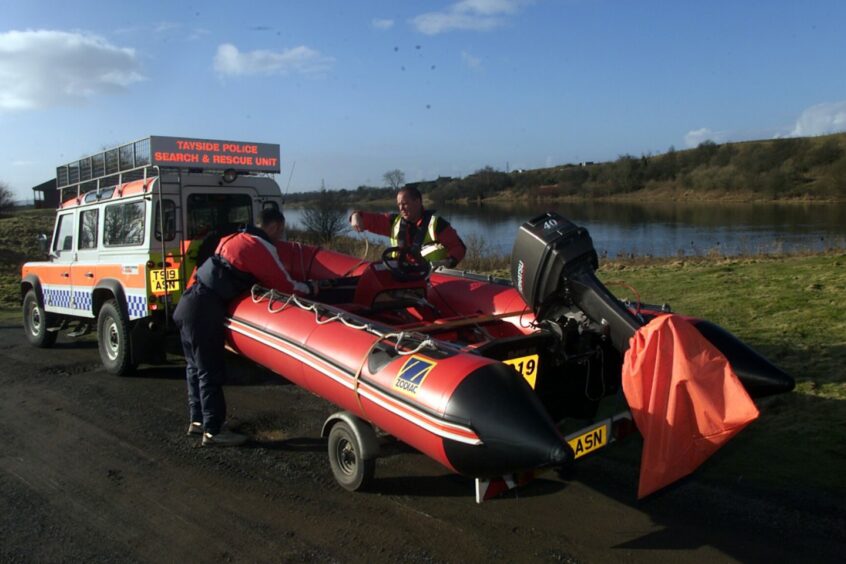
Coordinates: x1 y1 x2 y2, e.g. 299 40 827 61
22 289 57 348
97 299 136 376
328 421 375 491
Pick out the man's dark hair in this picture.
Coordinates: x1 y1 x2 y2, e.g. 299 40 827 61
398 186 422 201
257 208 286 227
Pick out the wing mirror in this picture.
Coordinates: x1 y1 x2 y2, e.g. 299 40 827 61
36 233 50 255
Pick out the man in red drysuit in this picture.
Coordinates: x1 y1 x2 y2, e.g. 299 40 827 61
174 209 316 446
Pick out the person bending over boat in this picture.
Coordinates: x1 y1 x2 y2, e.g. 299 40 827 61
349 186 466 268
174 209 317 447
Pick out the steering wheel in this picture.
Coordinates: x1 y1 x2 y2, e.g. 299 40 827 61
381 246 431 282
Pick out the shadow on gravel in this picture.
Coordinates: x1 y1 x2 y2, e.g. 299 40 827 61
568 409 846 562
134 365 188 381
366 474 568 499
52 340 98 350
369 474 472 498
254 437 326 452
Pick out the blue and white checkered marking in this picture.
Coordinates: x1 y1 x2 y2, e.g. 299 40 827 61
43 285 147 320
126 294 148 319
72 289 93 311
44 287 72 309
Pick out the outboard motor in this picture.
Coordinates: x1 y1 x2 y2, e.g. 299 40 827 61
511 212 642 353
511 212 794 398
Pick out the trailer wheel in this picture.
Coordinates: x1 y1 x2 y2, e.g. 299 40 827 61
23 290 57 348
328 420 375 491
97 299 136 376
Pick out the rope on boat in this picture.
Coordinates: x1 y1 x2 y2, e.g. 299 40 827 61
249 285 439 356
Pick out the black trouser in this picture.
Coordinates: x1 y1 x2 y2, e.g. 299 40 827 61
173 283 228 435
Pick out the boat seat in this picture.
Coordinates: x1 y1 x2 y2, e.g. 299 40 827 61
352 262 427 310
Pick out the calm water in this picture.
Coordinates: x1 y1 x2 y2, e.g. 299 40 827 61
285 201 846 258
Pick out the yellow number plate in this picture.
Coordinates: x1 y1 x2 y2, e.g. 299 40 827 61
566 422 609 459
503 354 539 388
149 268 180 293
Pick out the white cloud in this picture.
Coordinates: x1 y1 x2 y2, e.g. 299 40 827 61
187 28 211 41
461 50 482 69
154 21 181 34
213 43 335 77
372 18 395 30
684 127 726 148
0 29 144 111
412 0 524 35
788 101 846 137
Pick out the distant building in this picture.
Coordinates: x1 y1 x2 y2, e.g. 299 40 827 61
32 178 58 209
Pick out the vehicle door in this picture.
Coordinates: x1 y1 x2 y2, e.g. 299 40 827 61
149 196 181 309
68 206 100 318
100 197 149 320
42 210 77 314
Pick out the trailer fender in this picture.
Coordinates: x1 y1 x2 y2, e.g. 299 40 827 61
321 412 380 460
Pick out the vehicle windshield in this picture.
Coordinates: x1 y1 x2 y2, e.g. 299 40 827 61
186 193 252 239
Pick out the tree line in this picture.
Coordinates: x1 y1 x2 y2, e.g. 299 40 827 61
287 132 846 209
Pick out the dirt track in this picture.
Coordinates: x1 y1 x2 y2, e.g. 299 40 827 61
1 321 843 563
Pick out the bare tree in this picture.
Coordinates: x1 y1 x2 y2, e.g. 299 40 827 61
383 169 405 190
300 189 347 244
0 181 16 212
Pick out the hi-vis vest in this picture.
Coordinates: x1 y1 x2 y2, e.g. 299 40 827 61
390 212 450 262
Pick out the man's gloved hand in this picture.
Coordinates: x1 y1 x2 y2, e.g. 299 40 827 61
430 258 458 270
350 211 363 232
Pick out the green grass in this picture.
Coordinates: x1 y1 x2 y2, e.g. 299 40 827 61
598 254 846 394
0 208 55 308
597 255 846 494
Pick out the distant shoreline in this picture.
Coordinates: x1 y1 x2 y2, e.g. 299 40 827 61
287 190 846 208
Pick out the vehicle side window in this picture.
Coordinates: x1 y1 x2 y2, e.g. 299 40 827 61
53 213 75 252
79 209 99 249
104 200 146 247
155 199 176 241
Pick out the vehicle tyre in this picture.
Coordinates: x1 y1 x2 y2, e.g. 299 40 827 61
328 421 375 491
97 299 136 376
22 289 57 348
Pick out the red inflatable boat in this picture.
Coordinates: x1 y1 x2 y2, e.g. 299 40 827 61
223 213 794 499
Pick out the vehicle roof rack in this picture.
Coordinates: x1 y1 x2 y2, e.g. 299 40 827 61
56 137 157 204
55 135 281 205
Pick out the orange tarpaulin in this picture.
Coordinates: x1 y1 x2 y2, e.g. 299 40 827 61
622 314 759 499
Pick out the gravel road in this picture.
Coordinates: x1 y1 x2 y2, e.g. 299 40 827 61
0 322 843 563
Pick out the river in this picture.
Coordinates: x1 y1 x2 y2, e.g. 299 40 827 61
285 201 846 258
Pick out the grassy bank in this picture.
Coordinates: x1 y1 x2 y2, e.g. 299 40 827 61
596 254 846 495
0 208 55 309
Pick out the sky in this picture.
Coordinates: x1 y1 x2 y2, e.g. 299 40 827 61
2 0 846 201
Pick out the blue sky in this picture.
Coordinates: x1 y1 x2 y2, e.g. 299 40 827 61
2 0 845 200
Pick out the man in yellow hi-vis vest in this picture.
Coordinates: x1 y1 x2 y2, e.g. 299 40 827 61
350 186 466 268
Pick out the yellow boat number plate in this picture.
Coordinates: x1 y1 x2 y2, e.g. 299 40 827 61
504 354 539 389
566 422 609 459
149 268 180 293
